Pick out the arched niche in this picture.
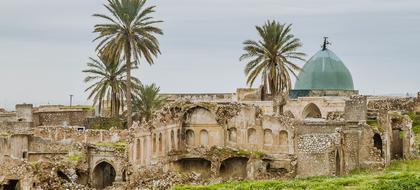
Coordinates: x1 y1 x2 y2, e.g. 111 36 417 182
279 130 288 145
302 103 322 119
136 139 141 161
263 129 273 145
228 127 237 143
200 129 209 146
186 129 195 145
247 128 257 144
171 130 175 150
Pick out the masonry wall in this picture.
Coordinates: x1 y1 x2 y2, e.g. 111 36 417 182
33 110 94 126
293 122 370 177
284 97 347 119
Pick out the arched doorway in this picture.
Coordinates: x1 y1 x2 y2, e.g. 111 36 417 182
335 150 341 176
373 133 383 157
302 103 322 119
93 162 116 189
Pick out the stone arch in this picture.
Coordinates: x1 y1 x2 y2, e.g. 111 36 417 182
184 107 218 125
93 161 116 189
219 157 249 179
186 129 195 145
171 130 175 150
264 129 273 145
174 158 212 178
247 128 257 144
136 139 141 161
3 180 19 190
279 130 288 145
228 127 237 143
199 129 209 146
302 103 322 118
373 133 383 157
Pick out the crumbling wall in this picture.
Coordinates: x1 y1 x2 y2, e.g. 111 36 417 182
368 97 416 112
33 109 94 127
344 96 367 121
33 127 128 145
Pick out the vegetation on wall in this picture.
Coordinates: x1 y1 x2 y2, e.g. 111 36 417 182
408 111 420 151
95 140 126 151
366 119 384 132
88 117 125 130
175 159 420 190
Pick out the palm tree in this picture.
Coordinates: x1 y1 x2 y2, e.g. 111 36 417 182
83 55 141 118
93 0 163 127
133 83 166 123
240 20 305 114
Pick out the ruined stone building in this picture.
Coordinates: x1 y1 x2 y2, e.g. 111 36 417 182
0 46 418 189
126 47 418 182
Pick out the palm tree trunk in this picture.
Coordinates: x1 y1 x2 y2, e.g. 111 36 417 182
111 91 117 118
125 47 133 128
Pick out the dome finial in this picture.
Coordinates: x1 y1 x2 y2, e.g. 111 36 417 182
322 37 331 50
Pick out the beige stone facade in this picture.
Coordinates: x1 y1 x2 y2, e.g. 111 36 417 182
0 91 419 189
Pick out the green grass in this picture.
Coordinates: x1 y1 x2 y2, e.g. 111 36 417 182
174 159 420 190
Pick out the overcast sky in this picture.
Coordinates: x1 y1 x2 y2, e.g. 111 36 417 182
0 0 419 110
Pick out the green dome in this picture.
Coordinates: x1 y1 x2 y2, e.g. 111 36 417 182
294 49 354 90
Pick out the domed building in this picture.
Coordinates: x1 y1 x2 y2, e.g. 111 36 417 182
290 38 358 98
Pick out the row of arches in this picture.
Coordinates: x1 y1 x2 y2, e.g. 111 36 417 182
186 129 209 146
184 127 290 147
134 129 181 163
245 128 289 145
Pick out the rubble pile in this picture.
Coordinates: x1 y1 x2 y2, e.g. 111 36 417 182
124 167 203 190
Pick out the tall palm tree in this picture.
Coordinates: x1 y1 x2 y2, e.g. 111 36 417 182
93 0 163 127
133 83 166 123
240 20 305 114
83 55 141 118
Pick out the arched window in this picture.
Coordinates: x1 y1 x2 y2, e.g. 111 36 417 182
136 139 141 161
142 138 146 163
152 134 157 154
228 127 237 143
200 129 209 146
186 129 195 145
279 130 288 145
373 133 383 156
247 128 257 144
264 129 273 145
177 129 181 148
171 130 175 150
302 103 322 118
158 133 163 153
